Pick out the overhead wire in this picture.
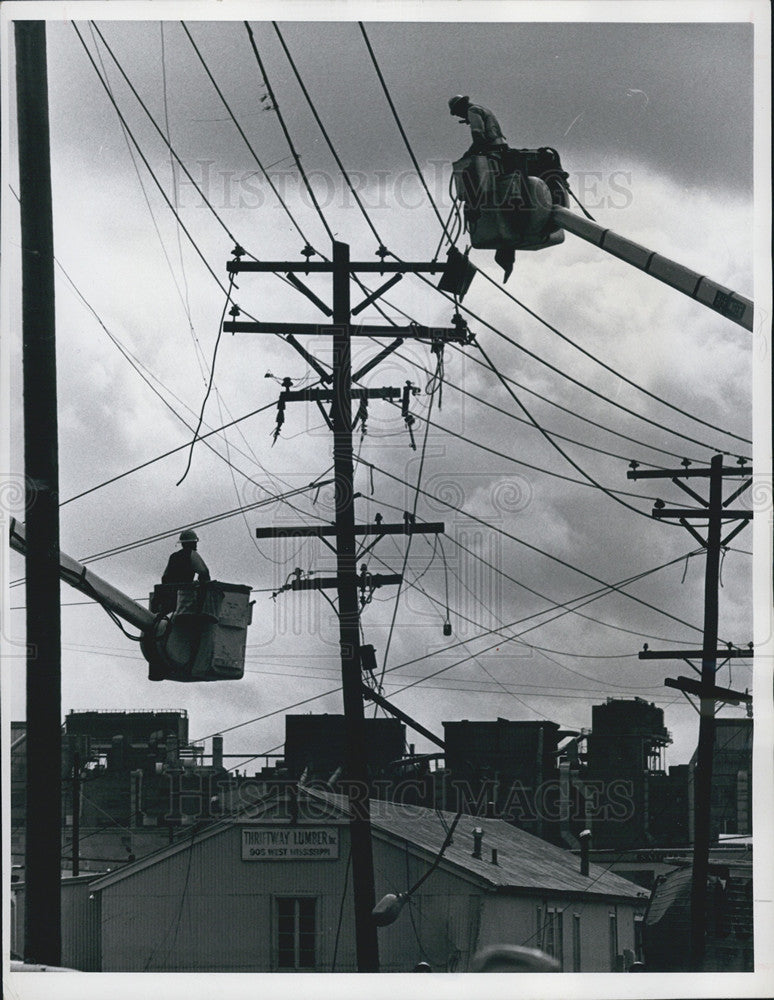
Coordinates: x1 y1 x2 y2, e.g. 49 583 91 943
475 260 752 447
243 20 335 245
249 30 711 515
473 338 660 521
190 546 707 746
355 455 705 633
72 22 234 297
358 21 455 252
85 23 198 347
177 21 719 481
349 486 705 646
360 537 709 708
159 20 208 385
272 21 382 249
53 258 278 497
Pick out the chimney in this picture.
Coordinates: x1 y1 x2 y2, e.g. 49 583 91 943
213 735 224 771
579 828 591 876
472 827 483 859
490 848 498 866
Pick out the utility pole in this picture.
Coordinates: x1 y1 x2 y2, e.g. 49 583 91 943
628 454 753 970
227 241 470 972
15 19 62 966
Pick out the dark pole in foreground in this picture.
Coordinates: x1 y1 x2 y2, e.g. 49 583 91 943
16 20 62 965
688 454 724 969
331 241 380 972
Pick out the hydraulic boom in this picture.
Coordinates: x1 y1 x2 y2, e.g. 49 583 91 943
9 518 252 682
551 204 753 332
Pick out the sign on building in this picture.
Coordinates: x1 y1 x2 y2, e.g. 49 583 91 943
241 826 339 861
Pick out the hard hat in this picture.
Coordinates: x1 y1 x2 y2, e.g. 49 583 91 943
448 95 469 116
179 529 199 544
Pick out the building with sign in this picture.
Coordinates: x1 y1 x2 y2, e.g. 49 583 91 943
12 785 646 973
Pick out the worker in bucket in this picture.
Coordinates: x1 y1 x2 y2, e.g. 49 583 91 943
448 95 507 157
155 529 211 614
448 96 516 282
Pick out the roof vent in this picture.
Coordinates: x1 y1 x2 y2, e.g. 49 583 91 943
472 827 483 859
490 848 498 866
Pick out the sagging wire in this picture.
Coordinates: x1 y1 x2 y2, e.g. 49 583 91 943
61 568 143 642
177 272 236 485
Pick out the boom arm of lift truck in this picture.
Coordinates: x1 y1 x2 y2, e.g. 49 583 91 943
8 518 251 682
9 517 153 630
550 204 754 332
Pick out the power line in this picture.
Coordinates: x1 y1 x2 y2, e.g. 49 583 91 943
352 485 705 646
241 32 703 474
158 21 207 384
72 22 233 297
273 22 383 249
85 23 199 353
179 20 312 249
473 338 660 521
243 20 334 245
193 23 732 480
357 455 705 635
378 353 441 689
368 336 701 466
475 265 751 446
189 547 703 746
53 258 294 503
358 22 453 250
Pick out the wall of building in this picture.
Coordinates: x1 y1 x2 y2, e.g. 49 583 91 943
95 819 643 974
11 876 101 971
477 895 642 972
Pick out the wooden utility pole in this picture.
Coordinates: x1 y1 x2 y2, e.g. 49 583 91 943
629 455 753 970
227 241 469 972
15 19 62 966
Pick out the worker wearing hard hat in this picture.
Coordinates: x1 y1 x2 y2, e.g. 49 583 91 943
163 529 211 586
448 95 507 156
151 529 211 615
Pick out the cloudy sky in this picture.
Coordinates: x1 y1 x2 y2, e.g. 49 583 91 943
2 3 769 780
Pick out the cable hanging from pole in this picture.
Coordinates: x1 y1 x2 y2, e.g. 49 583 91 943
177 272 236 485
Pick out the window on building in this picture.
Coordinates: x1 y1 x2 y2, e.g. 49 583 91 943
276 897 317 970
537 906 563 969
634 915 644 962
572 913 581 972
609 911 619 971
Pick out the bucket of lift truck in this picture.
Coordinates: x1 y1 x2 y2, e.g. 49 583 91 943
452 146 568 252
142 581 253 682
